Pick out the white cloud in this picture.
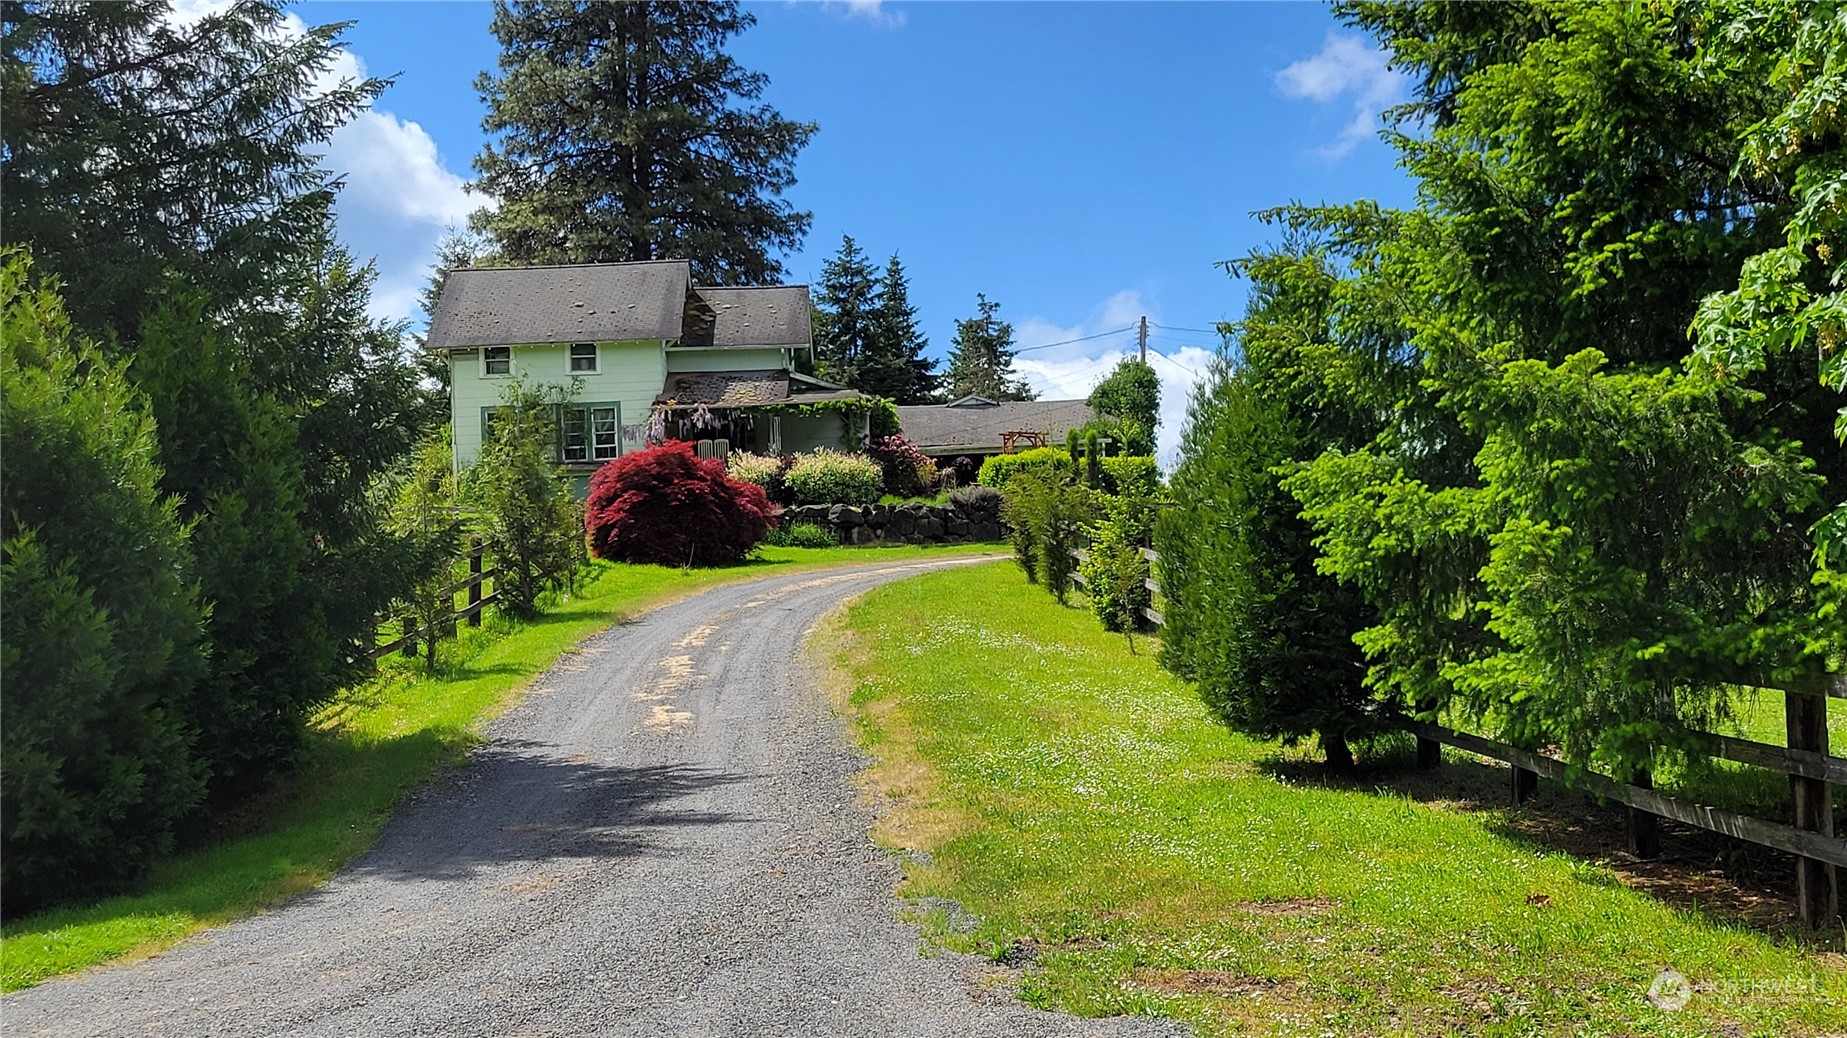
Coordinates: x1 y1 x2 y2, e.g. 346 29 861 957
1007 291 1220 468
1275 33 1408 159
325 113 474 227
816 1 906 28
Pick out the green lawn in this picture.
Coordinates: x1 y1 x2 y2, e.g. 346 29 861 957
826 561 1847 1038
0 543 995 992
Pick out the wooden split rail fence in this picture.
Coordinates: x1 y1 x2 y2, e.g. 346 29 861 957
372 538 500 659
1083 544 1843 927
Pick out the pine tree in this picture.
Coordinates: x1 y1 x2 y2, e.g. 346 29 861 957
1 0 386 338
946 294 1035 401
471 0 817 284
812 235 878 386
863 253 938 403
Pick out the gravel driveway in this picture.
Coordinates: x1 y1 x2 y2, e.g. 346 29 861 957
6 557 1186 1038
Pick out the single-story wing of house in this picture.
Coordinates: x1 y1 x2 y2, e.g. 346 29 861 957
895 396 1097 467
424 259 873 472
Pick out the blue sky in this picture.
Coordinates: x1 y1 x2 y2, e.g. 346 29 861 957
279 0 1416 460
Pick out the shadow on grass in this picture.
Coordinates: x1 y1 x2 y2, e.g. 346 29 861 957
1254 737 1838 941
338 739 751 884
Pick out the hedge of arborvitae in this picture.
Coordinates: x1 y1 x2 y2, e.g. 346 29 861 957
1158 1 1845 777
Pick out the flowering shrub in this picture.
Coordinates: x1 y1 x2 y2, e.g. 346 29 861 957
726 451 786 502
867 434 938 498
784 448 883 506
584 442 774 565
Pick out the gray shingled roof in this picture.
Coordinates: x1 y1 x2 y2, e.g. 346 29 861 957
679 287 812 347
426 261 691 349
896 399 1097 455
656 370 791 408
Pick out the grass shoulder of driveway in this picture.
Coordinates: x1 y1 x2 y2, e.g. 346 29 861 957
823 560 1847 1038
1 542 998 993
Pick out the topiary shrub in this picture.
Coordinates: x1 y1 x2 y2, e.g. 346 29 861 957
585 442 774 565
784 448 883 505
867 434 937 498
977 446 1073 489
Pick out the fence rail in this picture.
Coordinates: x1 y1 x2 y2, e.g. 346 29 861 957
1108 544 1841 926
372 538 499 660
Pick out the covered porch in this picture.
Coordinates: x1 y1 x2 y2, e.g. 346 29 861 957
650 369 873 459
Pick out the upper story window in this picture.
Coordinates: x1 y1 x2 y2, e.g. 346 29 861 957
569 342 599 374
482 346 512 377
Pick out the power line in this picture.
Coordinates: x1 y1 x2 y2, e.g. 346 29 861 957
1150 321 1227 336
1145 348 1211 381
1013 326 1137 354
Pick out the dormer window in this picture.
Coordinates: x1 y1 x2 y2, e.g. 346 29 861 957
569 341 598 373
482 346 512 377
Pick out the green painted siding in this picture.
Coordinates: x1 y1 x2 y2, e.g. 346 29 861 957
780 414 849 454
664 347 791 373
450 340 665 468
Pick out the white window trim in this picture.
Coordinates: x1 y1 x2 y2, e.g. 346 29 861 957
481 345 513 378
568 341 600 375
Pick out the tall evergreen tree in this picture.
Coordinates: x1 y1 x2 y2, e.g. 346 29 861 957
864 253 938 403
811 235 878 386
471 0 817 284
133 295 327 799
946 294 1035 401
1 252 206 912
3 1 432 828
0 0 386 338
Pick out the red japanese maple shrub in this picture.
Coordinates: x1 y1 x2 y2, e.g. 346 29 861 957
585 442 775 565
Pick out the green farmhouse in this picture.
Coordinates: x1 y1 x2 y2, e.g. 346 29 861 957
425 259 872 473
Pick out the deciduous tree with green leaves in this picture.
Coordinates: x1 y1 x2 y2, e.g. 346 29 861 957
470 0 816 284
1087 358 1159 433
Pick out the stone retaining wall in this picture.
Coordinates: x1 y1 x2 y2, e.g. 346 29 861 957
778 500 1006 545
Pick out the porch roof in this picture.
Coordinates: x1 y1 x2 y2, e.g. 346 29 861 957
653 369 873 410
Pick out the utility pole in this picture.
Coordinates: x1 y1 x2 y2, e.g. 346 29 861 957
1138 315 1148 364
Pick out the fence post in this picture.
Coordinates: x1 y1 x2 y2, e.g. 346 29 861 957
1415 736 1442 770
400 611 417 658
467 537 483 627
1510 765 1538 805
1627 769 1660 859
1789 683 1839 927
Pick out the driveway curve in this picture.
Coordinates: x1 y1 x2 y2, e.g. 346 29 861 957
7 557 1184 1038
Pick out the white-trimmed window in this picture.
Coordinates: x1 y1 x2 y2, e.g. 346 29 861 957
482 346 512 377
560 404 621 462
568 342 599 374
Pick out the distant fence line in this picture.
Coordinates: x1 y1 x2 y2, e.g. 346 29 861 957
1085 545 1843 928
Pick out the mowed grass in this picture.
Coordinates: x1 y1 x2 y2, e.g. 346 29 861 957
827 561 1847 1038
1 543 994 992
